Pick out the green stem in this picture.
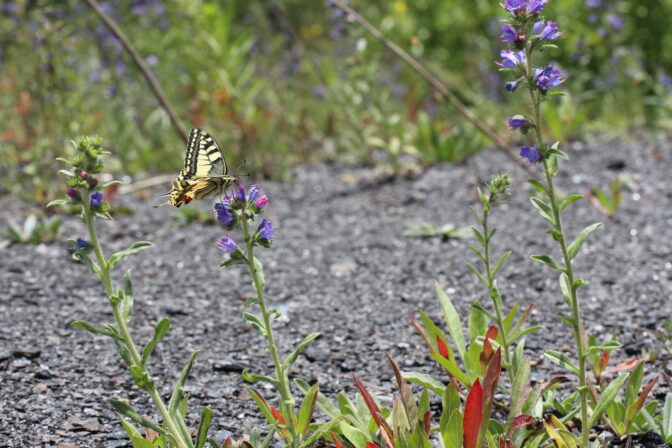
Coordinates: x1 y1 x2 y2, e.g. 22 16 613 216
482 207 511 366
524 44 590 448
241 217 299 446
83 198 192 448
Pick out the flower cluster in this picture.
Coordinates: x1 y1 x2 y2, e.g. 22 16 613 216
215 185 273 261
498 0 566 164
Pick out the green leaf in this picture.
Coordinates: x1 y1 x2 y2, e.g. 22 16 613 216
220 258 247 268
129 436 155 448
468 302 487 344
242 312 267 335
195 407 213 448
282 333 320 368
466 263 489 288
253 256 265 290
530 197 555 224
527 179 547 195
141 318 170 366
625 362 644 407
47 199 69 207
121 270 134 324
168 350 199 416
544 351 580 376
436 282 466 361
297 382 319 436
101 180 123 188
294 378 340 419
116 414 142 439
430 352 469 386
586 340 621 354
491 251 511 277
508 357 531 428
242 369 278 386
471 227 485 246
662 393 672 439
559 273 572 306
300 416 346 447
107 242 153 270
559 195 583 211
531 254 565 272
71 320 116 338
567 223 602 259
588 373 630 428
401 371 445 396
109 399 165 434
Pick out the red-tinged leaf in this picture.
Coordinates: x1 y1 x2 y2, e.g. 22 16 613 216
499 438 514 448
480 326 499 366
386 352 417 425
353 375 395 448
628 376 659 422
663 372 672 389
511 414 538 430
479 349 502 444
365 443 382 448
463 379 483 448
603 357 643 375
410 314 431 347
437 334 450 358
540 376 569 394
330 432 344 448
423 410 431 435
599 349 611 371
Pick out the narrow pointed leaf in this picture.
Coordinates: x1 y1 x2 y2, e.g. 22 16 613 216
297 382 319 436
141 318 170 366
436 282 466 360
353 375 395 448
195 407 213 448
463 379 483 448
567 223 602 259
109 400 165 434
282 333 320 368
531 254 565 272
545 351 579 376
168 350 199 416
587 373 629 428
108 242 153 270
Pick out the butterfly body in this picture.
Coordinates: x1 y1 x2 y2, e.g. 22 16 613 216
158 128 237 207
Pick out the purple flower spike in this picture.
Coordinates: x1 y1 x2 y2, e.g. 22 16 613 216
258 218 274 241
66 188 81 201
534 21 560 40
255 195 269 209
503 0 546 15
498 50 527 69
76 238 89 249
520 146 542 163
248 185 260 202
215 201 234 226
534 65 565 91
217 235 238 253
502 0 526 13
500 24 520 43
90 192 104 207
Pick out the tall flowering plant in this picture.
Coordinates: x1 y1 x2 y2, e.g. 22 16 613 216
498 2 628 446
216 186 341 447
48 137 216 448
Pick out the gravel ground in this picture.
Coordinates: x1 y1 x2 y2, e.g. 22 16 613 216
1 138 671 447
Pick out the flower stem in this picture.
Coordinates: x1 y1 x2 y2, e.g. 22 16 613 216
481 206 511 366
241 216 299 446
524 44 590 448
83 199 192 448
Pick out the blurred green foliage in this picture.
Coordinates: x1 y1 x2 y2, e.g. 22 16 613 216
2 0 672 203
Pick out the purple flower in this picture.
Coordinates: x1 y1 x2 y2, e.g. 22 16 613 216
500 24 520 43
585 0 601 8
608 13 622 31
66 188 81 201
90 192 104 207
498 50 527 69
313 85 327 99
257 218 274 241
508 117 529 130
502 0 546 14
534 65 565 91
533 21 560 40
588 13 599 24
215 201 234 226
255 195 269 209
520 146 541 163
248 185 260 202
661 74 672 92
75 238 89 249
217 235 238 253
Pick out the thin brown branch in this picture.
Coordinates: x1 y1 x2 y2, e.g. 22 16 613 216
84 0 189 142
330 0 540 180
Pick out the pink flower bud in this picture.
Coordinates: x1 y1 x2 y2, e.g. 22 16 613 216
255 195 269 209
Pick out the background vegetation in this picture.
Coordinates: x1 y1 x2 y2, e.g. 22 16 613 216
2 0 672 203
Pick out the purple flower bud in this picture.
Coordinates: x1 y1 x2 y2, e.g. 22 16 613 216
520 146 541 163
503 0 546 14
257 218 274 241
80 171 89 180
90 178 98 188
608 13 622 31
76 238 89 249
534 65 565 91
500 24 520 43
248 185 260 202
508 117 529 130
255 195 269 209
505 80 521 92
217 235 238 253
66 188 81 201
90 192 104 207
235 185 246 202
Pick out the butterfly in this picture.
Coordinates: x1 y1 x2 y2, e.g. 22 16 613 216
157 128 237 207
